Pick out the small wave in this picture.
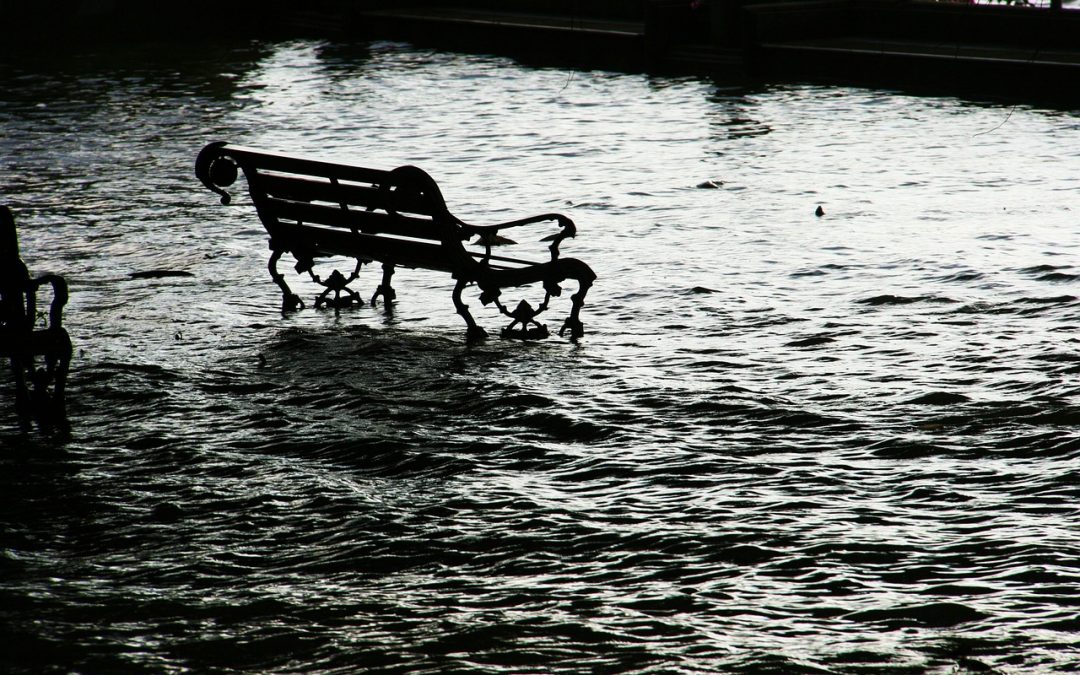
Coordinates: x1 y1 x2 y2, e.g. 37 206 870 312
1036 272 1079 282
932 271 985 283
785 335 836 348
497 410 616 443
907 392 971 405
844 602 987 628
1018 264 1068 274
866 439 954 459
790 269 827 278
1014 295 1076 305
859 294 957 306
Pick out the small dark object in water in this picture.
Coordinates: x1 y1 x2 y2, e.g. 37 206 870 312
129 270 194 279
697 180 723 189
815 205 825 217
1 205 71 432
196 142 596 342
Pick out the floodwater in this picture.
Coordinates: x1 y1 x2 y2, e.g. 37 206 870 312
2 38 1079 673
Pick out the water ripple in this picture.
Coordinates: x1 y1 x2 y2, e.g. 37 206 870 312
2 38 1079 675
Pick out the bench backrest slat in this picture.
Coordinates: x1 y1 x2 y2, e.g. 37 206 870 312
231 147 390 186
253 173 443 225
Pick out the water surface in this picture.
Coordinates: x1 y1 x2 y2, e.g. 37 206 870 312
2 39 1079 673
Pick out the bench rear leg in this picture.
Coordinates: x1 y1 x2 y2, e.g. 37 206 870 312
49 348 70 426
453 279 488 342
268 249 304 312
370 263 397 307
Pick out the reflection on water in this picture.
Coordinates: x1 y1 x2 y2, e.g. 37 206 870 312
2 38 1080 673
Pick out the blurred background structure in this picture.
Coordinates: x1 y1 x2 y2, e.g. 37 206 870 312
3 0 1077 101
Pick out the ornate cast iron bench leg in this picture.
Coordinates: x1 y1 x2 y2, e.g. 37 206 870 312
371 263 397 307
27 342 70 430
268 248 304 312
559 277 593 340
453 279 488 342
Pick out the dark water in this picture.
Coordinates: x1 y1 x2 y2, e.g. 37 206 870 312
3 39 1080 673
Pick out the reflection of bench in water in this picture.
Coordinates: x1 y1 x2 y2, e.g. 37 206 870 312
195 142 596 342
1 206 71 430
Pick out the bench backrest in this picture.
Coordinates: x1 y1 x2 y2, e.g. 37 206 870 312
1 206 32 329
1 205 68 334
196 142 477 272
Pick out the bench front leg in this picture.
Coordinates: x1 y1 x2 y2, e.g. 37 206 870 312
6 330 71 432
452 279 488 342
370 263 397 307
268 248 304 313
559 275 593 340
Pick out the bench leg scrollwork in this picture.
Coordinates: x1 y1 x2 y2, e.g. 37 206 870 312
268 248 305 313
312 259 364 310
9 339 71 432
496 295 551 341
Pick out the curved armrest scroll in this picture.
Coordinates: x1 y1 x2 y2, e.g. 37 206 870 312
460 213 577 261
195 141 238 205
28 274 69 330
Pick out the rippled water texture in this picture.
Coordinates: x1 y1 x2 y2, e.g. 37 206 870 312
3 39 1080 673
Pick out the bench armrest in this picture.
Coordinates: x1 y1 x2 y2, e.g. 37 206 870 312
460 213 577 261
26 274 69 330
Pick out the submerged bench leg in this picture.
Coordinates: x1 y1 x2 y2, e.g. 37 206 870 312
453 279 488 342
370 263 397 307
268 249 304 312
559 277 594 340
49 349 70 422
9 357 32 431
8 342 70 432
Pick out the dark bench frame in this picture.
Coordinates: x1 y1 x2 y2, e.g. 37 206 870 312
1 205 71 430
195 142 596 341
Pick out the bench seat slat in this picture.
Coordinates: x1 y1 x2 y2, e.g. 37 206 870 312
272 223 454 272
265 198 450 243
272 221 540 271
